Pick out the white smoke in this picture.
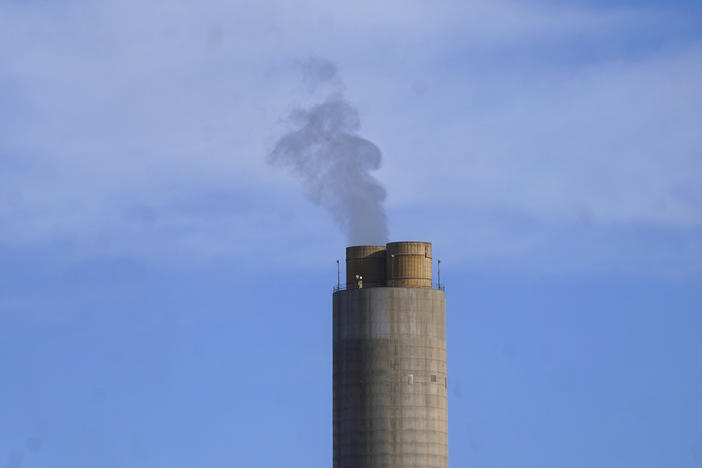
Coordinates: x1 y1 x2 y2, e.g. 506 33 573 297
268 58 388 245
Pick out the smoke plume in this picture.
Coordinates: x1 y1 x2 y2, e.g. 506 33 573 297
268 58 388 245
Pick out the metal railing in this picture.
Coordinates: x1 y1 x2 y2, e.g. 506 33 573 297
333 282 445 292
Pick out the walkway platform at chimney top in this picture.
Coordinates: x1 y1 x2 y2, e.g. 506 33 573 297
333 283 445 293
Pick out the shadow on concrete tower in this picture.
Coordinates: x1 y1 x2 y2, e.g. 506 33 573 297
333 241 447 468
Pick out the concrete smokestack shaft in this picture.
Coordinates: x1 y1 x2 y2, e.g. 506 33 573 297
333 242 448 468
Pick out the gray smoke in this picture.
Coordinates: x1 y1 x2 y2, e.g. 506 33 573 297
268 58 388 245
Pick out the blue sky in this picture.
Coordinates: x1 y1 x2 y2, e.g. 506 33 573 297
1 1 701 467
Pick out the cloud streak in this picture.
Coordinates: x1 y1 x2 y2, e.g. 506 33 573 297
0 0 700 273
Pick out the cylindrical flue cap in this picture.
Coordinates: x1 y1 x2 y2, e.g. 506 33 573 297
346 245 387 289
386 241 433 288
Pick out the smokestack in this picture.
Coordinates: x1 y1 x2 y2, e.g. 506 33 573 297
333 241 447 468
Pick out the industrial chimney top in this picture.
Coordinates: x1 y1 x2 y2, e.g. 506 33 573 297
342 241 438 290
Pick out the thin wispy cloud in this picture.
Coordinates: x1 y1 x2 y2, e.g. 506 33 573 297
0 0 700 272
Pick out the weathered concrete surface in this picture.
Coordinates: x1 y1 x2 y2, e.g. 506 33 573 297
346 246 387 289
386 242 433 288
333 287 447 468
